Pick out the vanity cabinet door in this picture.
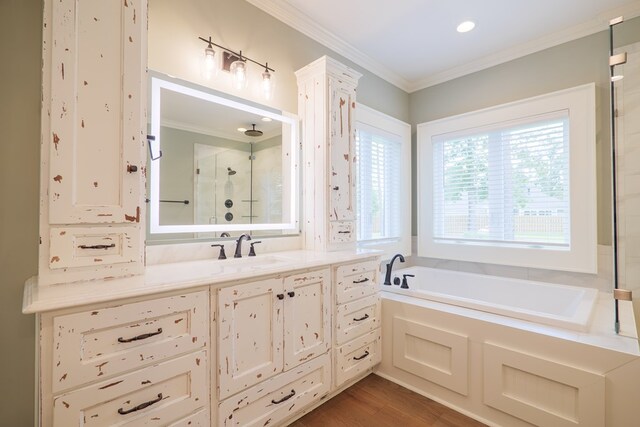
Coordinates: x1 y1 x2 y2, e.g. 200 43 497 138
47 0 145 224
328 78 357 223
218 278 285 399
283 269 331 370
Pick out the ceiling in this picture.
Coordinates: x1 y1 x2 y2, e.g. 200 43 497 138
161 88 282 143
247 0 640 92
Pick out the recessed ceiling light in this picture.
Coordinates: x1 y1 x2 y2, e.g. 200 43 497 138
457 21 476 33
237 127 247 132
261 117 272 122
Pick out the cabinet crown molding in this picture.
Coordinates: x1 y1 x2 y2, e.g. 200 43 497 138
295 55 362 84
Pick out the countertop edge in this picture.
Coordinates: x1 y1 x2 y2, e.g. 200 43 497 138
23 250 382 314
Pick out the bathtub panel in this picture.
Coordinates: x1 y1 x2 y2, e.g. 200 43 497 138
392 317 469 396
483 342 605 427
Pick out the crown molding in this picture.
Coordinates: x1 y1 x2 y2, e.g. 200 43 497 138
247 0 640 94
162 119 279 143
245 0 411 91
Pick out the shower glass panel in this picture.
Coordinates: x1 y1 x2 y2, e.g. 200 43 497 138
614 38 640 341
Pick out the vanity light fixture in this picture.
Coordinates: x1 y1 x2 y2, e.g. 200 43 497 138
262 65 274 100
202 37 219 79
456 20 476 33
230 55 248 90
198 36 275 98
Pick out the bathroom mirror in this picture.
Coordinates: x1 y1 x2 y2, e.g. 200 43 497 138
147 73 299 238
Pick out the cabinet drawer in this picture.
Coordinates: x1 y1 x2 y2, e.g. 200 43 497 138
49 226 140 269
329 221 355 243
219 354 331 427
52 291 208 392
335 294 381 345
335 329 381 388
167 408 210 427
53 350 208 426
335 259 379 304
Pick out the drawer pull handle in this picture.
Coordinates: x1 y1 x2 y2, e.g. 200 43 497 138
353 313 369 322
288 291 295 298
337 231 351 234
353 350 370 361
276 293 285 300
117 328 163 343
118 393 163 415
271 389 296 404
352 277 369 284
78 243 116 250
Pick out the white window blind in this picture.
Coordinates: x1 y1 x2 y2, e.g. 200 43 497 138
356 123 402 242
432 111 570 248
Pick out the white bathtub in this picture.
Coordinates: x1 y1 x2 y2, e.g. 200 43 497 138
382 266 599 331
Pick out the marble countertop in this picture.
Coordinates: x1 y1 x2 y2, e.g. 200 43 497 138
23 249 381 314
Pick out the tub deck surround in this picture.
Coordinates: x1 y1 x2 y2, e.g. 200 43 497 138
378 294 640 427
384 266 599 332
23 249 380 314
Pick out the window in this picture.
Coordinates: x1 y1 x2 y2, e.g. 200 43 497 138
356 105 411 258
418 84 597 273
433 112 569 247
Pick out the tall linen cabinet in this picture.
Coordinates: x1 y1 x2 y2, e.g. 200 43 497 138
296 57 362 251
38 0 147 286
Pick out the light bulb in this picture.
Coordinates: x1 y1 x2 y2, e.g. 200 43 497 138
203 45 219 79
457 21 476 33
230 59 247 90
262 69 274 100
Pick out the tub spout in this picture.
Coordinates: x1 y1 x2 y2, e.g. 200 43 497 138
383 253 405 286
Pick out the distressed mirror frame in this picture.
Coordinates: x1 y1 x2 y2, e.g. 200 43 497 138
148 75 300 234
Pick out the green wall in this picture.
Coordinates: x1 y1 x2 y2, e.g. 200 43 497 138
0 0 41 425
408 17 640 243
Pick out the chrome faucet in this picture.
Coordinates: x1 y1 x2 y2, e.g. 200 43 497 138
383 253 405 286
234 233 251 258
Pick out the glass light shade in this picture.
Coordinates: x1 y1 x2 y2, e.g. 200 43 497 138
262 69 274 100
612 75 624 82
203 46 219 79
230 59 248 90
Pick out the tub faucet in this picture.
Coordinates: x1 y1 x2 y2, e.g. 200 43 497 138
383 253 405 286
234 233 251 258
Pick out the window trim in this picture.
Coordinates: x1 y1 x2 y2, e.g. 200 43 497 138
417 84 597 273
356 104 412 258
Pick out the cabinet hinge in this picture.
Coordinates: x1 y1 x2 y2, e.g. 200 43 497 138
614 289 632 301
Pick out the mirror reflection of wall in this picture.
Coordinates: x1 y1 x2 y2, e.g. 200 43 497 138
147 73 297 242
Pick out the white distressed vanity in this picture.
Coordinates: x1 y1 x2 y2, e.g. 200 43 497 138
27 0 375 425
24 251 381 426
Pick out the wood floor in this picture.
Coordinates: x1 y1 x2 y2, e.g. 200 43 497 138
289 374 487 427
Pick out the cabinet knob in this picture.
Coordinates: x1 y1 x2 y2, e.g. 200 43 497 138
127 164 138 173
332 186 340 191
276 293 285 300
287 291 295 298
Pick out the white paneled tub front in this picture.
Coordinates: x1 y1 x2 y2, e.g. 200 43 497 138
382 266 598 331
377 266 640 427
